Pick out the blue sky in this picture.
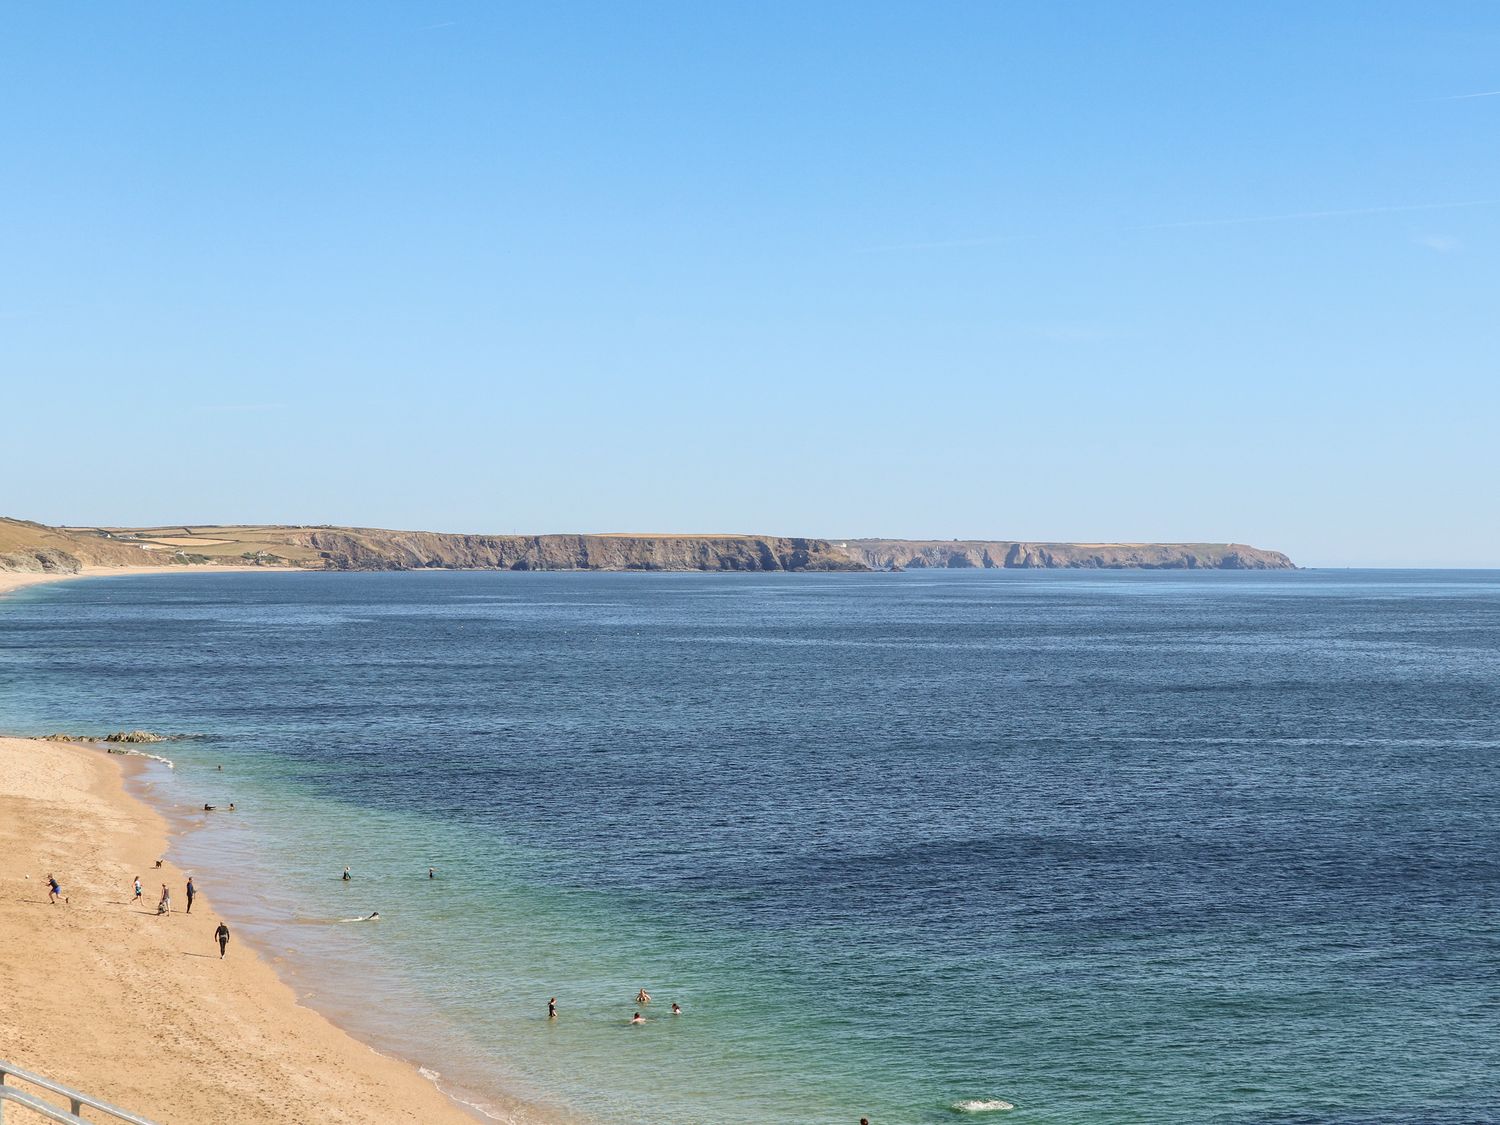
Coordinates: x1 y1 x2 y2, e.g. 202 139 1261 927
3 3 1497 566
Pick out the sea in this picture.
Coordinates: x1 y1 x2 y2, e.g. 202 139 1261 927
2 569 1498 1125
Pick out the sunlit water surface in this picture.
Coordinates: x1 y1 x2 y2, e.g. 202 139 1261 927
3 570 1498 1124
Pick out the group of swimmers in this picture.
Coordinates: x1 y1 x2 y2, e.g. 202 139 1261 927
544 988 683 1025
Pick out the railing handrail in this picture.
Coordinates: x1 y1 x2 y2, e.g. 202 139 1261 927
0 1061 160 1125
0 1086 93 1124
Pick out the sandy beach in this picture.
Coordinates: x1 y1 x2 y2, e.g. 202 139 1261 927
0 733 481 1124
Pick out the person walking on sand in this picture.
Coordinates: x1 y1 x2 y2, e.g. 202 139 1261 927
158 884 172 915
133 875 143 903
214 921 230 958
46 874 64 904
185 875 196 914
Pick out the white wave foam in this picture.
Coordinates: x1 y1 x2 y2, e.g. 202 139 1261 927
952 1098 1014 1113
112 748 175 769
418 1065 512 1122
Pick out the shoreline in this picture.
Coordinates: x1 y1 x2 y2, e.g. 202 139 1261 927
0 563 296 600
0 733 483 1125
0 568 568 1125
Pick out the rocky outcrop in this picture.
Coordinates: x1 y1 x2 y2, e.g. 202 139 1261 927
0 547 82 574
842 540 1294 571
283 529 865 572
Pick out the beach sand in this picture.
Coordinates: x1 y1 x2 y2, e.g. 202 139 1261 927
0 734 482 1125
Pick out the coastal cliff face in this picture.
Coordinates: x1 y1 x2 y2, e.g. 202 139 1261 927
285 529 863 572
842 540 1295 571
1 518 1296 574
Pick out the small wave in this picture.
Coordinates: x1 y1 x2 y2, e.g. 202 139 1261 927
418 1065 511 1122
111 749 176 769
952 1099 1014 1113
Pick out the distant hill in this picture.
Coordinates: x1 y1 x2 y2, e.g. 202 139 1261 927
0 518 1295 575
1 519 862 573
843 539 1294 570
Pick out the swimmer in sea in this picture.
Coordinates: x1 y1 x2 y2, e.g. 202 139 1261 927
366 911 379 920
548 997 557 1019
203 804 216 811
671 1002 681 1015
630 1012 645 1025
635 988 651 1006
428 866 436 879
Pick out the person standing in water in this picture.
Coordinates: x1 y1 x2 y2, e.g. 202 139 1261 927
428 866 436 880
548 997 557 1019
214 921 230 958
635 988 651 1006
342 866 351 881
671 1002 682 1015
185 875 196 914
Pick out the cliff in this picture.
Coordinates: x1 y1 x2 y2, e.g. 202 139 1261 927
0 520 863 574
1 519 1295 575
841 539 1295 570
278 528 863 572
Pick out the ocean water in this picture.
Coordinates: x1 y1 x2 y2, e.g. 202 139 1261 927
2 569 1499 1124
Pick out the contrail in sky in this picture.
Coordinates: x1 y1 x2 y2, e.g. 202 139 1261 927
1436 89 1500 100
861 199 1500 252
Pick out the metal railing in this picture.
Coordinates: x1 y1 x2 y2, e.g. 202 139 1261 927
0 1061 159 1125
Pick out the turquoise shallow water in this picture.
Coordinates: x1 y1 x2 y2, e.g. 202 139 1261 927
3 569 1499 1124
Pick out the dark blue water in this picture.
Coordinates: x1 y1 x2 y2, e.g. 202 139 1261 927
2 570 1498 1124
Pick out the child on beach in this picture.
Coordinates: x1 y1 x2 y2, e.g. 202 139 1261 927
47 875 64 904
133 875 142 902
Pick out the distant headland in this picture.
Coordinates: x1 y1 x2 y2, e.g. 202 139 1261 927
0 518 1295 575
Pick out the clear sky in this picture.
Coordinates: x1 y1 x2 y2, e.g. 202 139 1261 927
4 4 1498 566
